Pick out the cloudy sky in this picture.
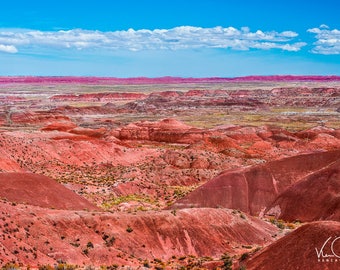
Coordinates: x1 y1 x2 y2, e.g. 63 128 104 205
0 0 339 77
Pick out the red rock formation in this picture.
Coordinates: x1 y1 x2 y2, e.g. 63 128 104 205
170 150 340 216
50 92 146 102
296 126 340 140
41 121 77 132
0 201 277 267
51 104 118 116
114 118 206 144
245 221 340 270
10 111 70 125
0 96 26 103
266 159 340 222
69 127 107 138
0 172 99 211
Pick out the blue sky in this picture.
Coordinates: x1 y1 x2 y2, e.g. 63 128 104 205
0 0 339 77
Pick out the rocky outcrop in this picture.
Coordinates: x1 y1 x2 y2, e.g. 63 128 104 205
10 111 70 125
41 121 77 132
113 118 207 144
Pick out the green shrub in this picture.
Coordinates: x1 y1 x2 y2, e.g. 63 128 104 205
240 252 249 261
221 253 233 270
2 263 20 270
38 265 54 270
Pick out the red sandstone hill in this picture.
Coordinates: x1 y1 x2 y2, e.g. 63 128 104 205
0 173 99 211
10 111 71 125
244 221 340 270
0 201 278 267
169 150 340 217
112 118 204 144
266 159 340 222
1 119 338 212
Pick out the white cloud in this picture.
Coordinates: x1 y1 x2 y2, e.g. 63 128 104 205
320 24 329 29
0 44 17 53
0 26 305 53
308 25 340 54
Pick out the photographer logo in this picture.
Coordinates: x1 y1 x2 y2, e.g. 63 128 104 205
315 236 340 263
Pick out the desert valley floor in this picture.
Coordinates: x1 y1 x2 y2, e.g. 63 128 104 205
0 76 339 269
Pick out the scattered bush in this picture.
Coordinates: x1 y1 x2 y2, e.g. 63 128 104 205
240 252 249 261
269 217 286 229
54 263 76 270
38 265 54 270
221 253 233 270
105 236 115 247
82 248 89 256
2 263 20 270
143 260 150 268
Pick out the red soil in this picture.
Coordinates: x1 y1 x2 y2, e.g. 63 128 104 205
10 111 70 125
266 159 340 222
0 201 277 267
0 173 99 211
245 221 340 270
68 127 107 138
41 121 77 132
170 150 340 217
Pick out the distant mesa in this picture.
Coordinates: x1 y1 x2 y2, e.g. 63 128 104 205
68 127 107 138
41 122 107 139
10 111 70 125
41 121 77 132
0 172 100 211
114 118 203 144
50 92 146 101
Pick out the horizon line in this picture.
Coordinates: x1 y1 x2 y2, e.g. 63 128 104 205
1 75 340 85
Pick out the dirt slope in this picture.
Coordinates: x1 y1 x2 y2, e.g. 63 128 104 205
245 221 340 270
0 173 99 211
0 201 277 267
170 150 340 216
266 159 340 222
